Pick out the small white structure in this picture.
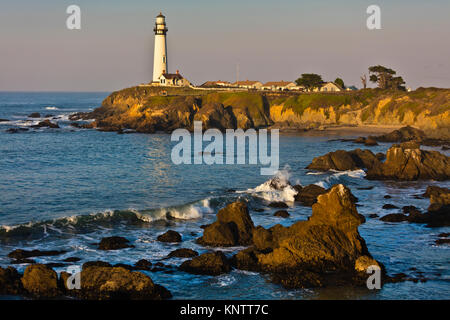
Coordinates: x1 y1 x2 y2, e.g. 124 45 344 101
153 13 168 83
158 70 190 86
314 82 343 92
200 80 233 88
262 81 297 91
234 80 263 89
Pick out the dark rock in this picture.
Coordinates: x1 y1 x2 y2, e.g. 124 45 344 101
354 137 366 144
21 264 60 298
438 233 450 238
382 204 399 210
268 201 288 208
357 186 374 190
435 238 450 245
368 213 379 218
274 210 290 218
0 266 23 295
442 146 450 151
6 128 29 133
8 249 67 260
294 184 327 206
384 195 392 199
28 112 41 118
380 214 408 222
197 201 254 246
82 261 112 269
157 230 182 243
31 119 60 129
366 143 450 181
98 236 134 250
179 251 231 276
374 126 426 143
0 118 10 122
63 257 81 263
253 208 265 212
306 149 380 171
134 259 152 270
76 266 171 300
10 258 36 264
364 137 378 146
44 114 54 118
167 248 199 258
402 206 420 214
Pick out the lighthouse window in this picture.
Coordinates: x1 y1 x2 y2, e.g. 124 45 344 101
163 56 166 63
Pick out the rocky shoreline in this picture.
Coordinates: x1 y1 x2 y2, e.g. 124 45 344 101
1 173 447 299
58 87 450 139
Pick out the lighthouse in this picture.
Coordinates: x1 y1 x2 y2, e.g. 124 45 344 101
152 12 168 82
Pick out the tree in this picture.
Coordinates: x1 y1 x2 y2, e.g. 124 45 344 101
368 65 406 90
334 78 345 89
360 74 367 89
295 74 323 91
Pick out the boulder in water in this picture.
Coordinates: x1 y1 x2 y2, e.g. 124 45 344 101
21 264 60 298
197 201 254 246
157 230 182 243
98 236 134 250
366 142 450 181
179 251 231 276
306 149 380 171
294 184 326 206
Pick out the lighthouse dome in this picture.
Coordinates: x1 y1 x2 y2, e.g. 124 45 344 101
156 13 165 24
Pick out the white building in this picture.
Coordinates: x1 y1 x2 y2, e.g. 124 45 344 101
262 81 297 91
233 80 263 89
314 82 343 92
153 13 168 83
158 70 191 86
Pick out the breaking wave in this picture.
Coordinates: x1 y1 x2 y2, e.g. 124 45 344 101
315 169 366 189
0 199 215 241
238 169 298 203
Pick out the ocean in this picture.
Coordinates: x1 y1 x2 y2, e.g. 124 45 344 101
0 92 449 299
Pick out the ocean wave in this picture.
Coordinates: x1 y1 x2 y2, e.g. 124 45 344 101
45 107 59 110
0 199 215 240
237 169 298 203
315 169 366 189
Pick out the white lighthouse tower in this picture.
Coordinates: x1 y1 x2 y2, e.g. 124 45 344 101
152 12 168 83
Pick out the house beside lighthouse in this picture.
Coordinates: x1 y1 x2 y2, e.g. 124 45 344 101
152 12 190 87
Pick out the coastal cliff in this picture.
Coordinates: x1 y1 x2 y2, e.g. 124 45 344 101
85 86 450 138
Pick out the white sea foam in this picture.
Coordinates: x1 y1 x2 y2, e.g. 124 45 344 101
315 169 366 188
239 169 298 203
45 106 59 110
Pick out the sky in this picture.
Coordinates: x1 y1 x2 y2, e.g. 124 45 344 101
0 0 449 92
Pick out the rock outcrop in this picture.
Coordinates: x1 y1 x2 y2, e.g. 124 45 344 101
86 87 450 138
98 236 134 250
294 184 327 206
179 251 231 276
74 266 171 300
366 142 450 181
157 230 182 243
306 149 380 171
21 264 60 298
197 201 254 246
0 266 23 295
229 185 382 288
374 126 427 142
